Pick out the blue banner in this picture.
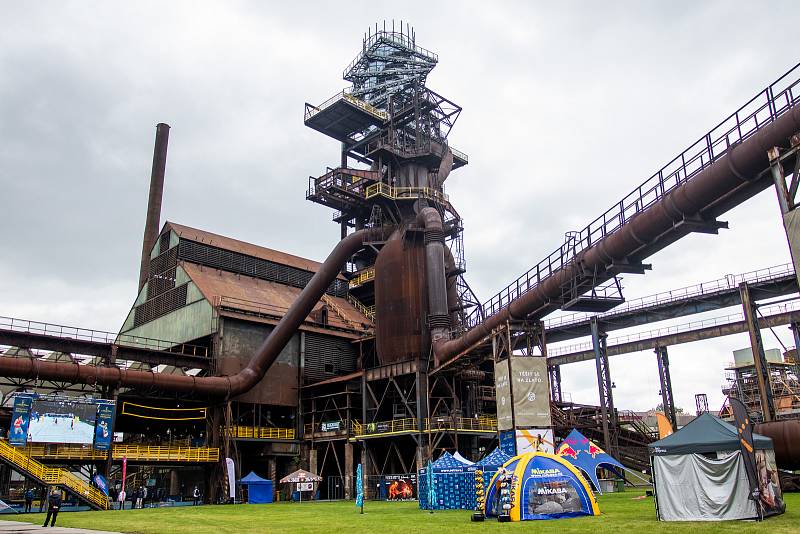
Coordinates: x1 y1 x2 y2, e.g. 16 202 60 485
93 473 109 496
499 430 516 456
93 404 114 451
9 395 33 447
355 463 363 508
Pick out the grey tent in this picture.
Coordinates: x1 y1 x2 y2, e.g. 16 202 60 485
649 413 784 521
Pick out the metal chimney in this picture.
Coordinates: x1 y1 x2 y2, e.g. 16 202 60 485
138 123 170 291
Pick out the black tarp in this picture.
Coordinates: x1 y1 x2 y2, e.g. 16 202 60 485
648 413 772 455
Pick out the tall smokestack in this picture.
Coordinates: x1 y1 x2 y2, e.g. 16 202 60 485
138 123 170 291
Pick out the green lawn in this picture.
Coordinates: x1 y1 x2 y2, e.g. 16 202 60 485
7 491 800 534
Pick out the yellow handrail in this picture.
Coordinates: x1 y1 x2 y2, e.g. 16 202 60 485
346 295 375 320
348 267 375 288
20 443 219 463
227 426 296 440
364 183 450 205
351 416 497 438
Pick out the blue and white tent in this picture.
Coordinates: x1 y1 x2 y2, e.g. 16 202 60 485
418 451 476 510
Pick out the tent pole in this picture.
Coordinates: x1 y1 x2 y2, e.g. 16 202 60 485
650 455 660 521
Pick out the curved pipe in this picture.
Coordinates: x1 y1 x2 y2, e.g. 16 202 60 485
434 103 800 361
0 226 392 397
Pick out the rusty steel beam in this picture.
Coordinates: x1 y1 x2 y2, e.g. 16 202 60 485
0 329 212 370
435 99 800 364
0 226 392 396
549 309 800 366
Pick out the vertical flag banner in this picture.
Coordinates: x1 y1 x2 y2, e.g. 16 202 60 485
729 397 760 512
121 456 128 495
226 457 236 500
655 412 674 439
494 361 512 430
93 473 109 496
94 404 115 451
9 395 32 447
355 464 364 509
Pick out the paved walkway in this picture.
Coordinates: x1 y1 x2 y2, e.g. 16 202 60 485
0 520 121 534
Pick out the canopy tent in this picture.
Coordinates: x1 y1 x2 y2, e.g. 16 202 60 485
555 429 625 492
279 469 322 483
239 471 273 504
649 413 784 521
484 452 599 521
477 448 512 471
453 452 474 465
418 451 476 510
280 469 322 502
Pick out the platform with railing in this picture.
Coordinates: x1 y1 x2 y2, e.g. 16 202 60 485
351 416 496 438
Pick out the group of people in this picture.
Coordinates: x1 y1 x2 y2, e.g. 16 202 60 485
110 484 202 509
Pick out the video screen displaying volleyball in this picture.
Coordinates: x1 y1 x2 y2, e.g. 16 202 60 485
28 398 97 444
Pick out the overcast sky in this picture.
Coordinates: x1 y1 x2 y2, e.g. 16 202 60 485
2 1 800 414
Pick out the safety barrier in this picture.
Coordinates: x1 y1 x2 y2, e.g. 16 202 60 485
348 267 375 288
347 295 375 321
352 416 497 438
19 443 220 463
227 426 296 440
305 90 388 122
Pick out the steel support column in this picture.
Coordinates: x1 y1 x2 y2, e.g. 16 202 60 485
769 141 800 290
655 346 677 431
590 317 616 453
739 282 775 422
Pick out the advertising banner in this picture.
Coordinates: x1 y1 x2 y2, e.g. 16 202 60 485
499 430 516 456
383 474 416 500
510 357 551 428
516 429 554 455
94 404 115 451
355 464 363 508
494 360 512 431
320 421 341 432
9 395 33 447
226 457 236 500
93 473 109 496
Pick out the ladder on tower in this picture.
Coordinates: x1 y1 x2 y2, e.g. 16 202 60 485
0 440 109 510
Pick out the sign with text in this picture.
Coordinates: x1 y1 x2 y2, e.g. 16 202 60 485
9 396 32 447
494 357 552 431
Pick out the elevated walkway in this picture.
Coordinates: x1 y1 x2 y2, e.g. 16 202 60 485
0 440 108 510
227 425 296 441
16 443 220 463
351 416 496 439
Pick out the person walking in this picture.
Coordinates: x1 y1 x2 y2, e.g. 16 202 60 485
192 486 200 506
117 488 126 511
42 487 61 528
23 488 33 513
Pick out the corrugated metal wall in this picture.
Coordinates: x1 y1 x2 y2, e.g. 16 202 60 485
303 332 356 383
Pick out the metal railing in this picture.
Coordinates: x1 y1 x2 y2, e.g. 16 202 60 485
343 31 438 79
18 443 220 463
305 89 388 123
347 295 375 321
544 262 796 330
364 183 451 205
112 445 219 462
348 267 375 288
351 416 497 438
0 315 208 357
227 425 296 440
548 299 800 357
467 62 800 328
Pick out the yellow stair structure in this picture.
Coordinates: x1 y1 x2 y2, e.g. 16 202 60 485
0 440 109 510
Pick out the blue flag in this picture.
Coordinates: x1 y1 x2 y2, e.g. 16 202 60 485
355 463 363 507
426 463 435 509
93 473 109 496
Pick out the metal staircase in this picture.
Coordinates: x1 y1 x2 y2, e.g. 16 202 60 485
0 440 109 510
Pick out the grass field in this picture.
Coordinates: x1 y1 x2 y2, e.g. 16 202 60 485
8 491 800 534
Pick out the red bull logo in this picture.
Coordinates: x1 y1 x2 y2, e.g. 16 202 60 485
558 444 579 459
587 442 604 458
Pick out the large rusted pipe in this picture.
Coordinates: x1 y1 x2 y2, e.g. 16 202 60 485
138 123 170 291
756 420 800 470
434 103 800 361
417 208 450 348
0 226 391 396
